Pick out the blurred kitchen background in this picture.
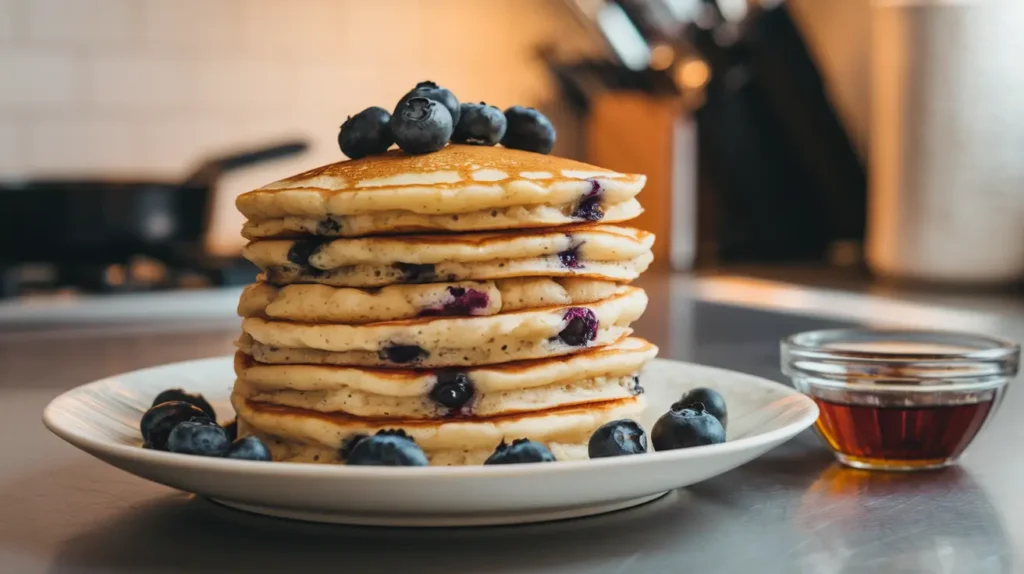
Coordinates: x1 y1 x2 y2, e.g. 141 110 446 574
1 0 1023 303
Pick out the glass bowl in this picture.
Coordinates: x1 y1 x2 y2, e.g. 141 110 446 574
781 329 1019 471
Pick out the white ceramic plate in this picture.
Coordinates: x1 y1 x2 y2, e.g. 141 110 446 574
43 356 818 527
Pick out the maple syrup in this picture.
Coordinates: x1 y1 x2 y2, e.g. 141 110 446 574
781 328 1019 471
812 397 995 470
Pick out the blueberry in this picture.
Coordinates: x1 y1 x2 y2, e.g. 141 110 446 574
222 418 238 442
677 387 728 429
573 196 603 222
452 102 506 146
339 433 369 459
557 307 598 346
501 106 556 154
572 180 603 221
140 401 211 451
557 246 583 269
442 287 490 314
317 217 343 235
630 376 645 396
167 419 231 457
226 436 272 461
484 438 555 464
346 429 429 466
151 389 217 421
390 97 454 155
286 239 323 267
394 262 436 283
395 81 461 126
588 419 648 458
651 402 726 451
420 286 490 316
338 106 394 159
429 371 475 410
378 345 428 364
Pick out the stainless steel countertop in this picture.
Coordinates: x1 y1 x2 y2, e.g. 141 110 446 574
1 274 1021 573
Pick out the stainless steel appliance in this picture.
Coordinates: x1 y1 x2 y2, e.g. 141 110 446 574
867 0 1024 285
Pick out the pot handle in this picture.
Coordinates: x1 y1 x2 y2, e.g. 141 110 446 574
181 140 309 187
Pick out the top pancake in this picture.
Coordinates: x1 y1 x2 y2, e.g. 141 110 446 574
236 144 646 237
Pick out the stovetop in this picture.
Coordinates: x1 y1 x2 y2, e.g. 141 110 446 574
0 257 258 299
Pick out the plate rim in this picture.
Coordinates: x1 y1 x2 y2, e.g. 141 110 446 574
42 355 819 478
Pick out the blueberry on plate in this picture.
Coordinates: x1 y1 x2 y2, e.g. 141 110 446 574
391 97 454 154
395 80 461 126
346 429 429 466
167 419 231 457
339 106 394 159
676 387 728 429
588 419 647 458
452 102 506 146
651 402 726 451
140 401 211 451
339 433 369 459
222 418 238 442
226 436 272 461
501 106 556 154
484 438 555 464
151 388 216 422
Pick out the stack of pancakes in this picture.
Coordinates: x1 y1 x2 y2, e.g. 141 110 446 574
231 144 658 465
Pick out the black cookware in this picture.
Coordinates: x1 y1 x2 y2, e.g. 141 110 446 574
0 140 307 294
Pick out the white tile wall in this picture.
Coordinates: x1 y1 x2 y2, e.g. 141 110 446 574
25 0 140 50
141 0 240 55
0 0 597 254
25 115 145 173
0 0 16 45
0 50 80 107
193 58 295 111
85 56 196 110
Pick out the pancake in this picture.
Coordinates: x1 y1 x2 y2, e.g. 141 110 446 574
237 337 657 395
241 199 644 239
234 337 657 419
232 394 646 466
243 225 655 288
237 277 626 324
235 374 641 420
238 329 632 368
238 287 647 367
236 144 646 238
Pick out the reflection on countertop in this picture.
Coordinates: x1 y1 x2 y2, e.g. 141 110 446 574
704 265 1024 317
